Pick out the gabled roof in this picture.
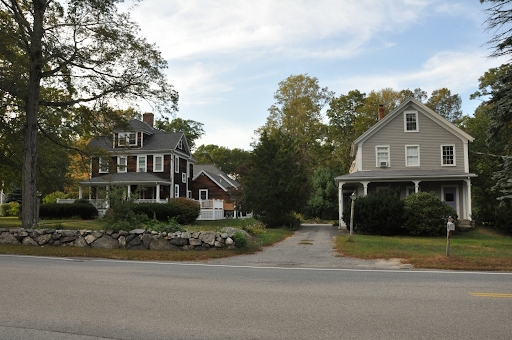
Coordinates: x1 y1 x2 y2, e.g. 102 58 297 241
193 164 240 191
350 98 475 157
113 119 156 135
87 119 193 158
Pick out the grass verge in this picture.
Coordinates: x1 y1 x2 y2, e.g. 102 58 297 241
0 223 293 261
336 227 512 271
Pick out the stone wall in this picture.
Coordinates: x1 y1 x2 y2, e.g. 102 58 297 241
0 227 246 250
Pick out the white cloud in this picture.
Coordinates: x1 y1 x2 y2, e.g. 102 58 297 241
130 0 431 61
167 63 233 108
332 50 506 96
196 122 257 150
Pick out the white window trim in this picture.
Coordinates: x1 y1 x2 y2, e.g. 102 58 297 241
178 139 183 150
117 156 127 173
199 189 208 201
182 172 187 183
441 145 456 166
153 154 164 172
99 157 109 173
404 111 419 132
118 132 137 146
405 145 420 167
375 145 390 168
174 155 180 173
174 184 180 198
137 155 147 172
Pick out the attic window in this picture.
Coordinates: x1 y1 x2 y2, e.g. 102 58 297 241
118 132 137 146
404 111 418 132
178 139 183 149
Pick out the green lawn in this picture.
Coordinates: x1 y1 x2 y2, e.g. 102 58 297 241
336 227 512 271
0 217 256 231
0 216 293 261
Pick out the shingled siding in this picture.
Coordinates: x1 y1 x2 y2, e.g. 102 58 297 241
362 104 465 171
192 175 230 202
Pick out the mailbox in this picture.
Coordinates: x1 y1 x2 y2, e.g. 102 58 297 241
447 222 455 231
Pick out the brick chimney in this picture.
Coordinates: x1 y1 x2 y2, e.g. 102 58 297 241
143 112 154 127
378 104 385 121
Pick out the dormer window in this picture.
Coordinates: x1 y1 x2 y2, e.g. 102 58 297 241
404 111 418 132
118 132 137 146
178 139 183 150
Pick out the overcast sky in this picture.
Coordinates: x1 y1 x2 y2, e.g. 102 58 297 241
126 0 506 150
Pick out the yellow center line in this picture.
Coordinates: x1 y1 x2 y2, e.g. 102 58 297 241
469 293 512 298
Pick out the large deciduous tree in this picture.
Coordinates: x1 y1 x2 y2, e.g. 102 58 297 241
193 144 250 180
241 130 310 228
155 117 204 150
259 74 334 166
0 1 177 227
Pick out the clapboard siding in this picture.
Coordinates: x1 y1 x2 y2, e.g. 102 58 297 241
361 104 465 171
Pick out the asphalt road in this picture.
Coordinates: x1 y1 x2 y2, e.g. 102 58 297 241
1 253 511 340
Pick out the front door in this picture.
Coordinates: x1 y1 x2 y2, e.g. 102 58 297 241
443 186 457 214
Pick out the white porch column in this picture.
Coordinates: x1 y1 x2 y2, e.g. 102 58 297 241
465 178 472 220
338 181 346 229
127 185 131 199
361 181 370 196
78 186 83 199
105 186 110 209
413 181 420 193
156 184 161 202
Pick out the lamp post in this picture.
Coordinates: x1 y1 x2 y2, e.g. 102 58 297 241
349 192 356 242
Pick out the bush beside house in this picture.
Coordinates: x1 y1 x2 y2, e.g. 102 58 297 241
343 191 458 236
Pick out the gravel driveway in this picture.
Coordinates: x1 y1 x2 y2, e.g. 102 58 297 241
208 224 412 269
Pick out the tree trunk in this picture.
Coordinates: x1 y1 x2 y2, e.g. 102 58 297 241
21 0 46 228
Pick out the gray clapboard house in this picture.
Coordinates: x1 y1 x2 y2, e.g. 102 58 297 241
335 97 476 227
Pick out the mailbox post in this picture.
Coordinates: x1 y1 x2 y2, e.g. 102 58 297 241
446 216 455 256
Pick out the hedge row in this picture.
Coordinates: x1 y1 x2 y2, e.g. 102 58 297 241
39 202 98 220
132 198 200 224
343 191 458 236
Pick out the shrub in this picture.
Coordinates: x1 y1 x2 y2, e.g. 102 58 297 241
403 192 458 236
39 202 98 220
169 198 201 224
343 190 406 236
130 199 200 225
258 212 301 230
232 231 248 247
242 220 266 235
149 218 184 234
42 191 68 204
132 203 179 221
1 202 20 217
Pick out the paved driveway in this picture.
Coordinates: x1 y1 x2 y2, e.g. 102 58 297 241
208 224 412 269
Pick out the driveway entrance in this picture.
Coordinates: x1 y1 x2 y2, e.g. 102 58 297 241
208 224 411 269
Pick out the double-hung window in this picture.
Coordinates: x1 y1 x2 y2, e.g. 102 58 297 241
441 145 455 166
137 155 147 172
404 111 418 132
117 156 127 173
118 132 137 146
153 155 163 172
405 145 420 167
376 146 390 167
99 157 109 173
174 155 180 173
